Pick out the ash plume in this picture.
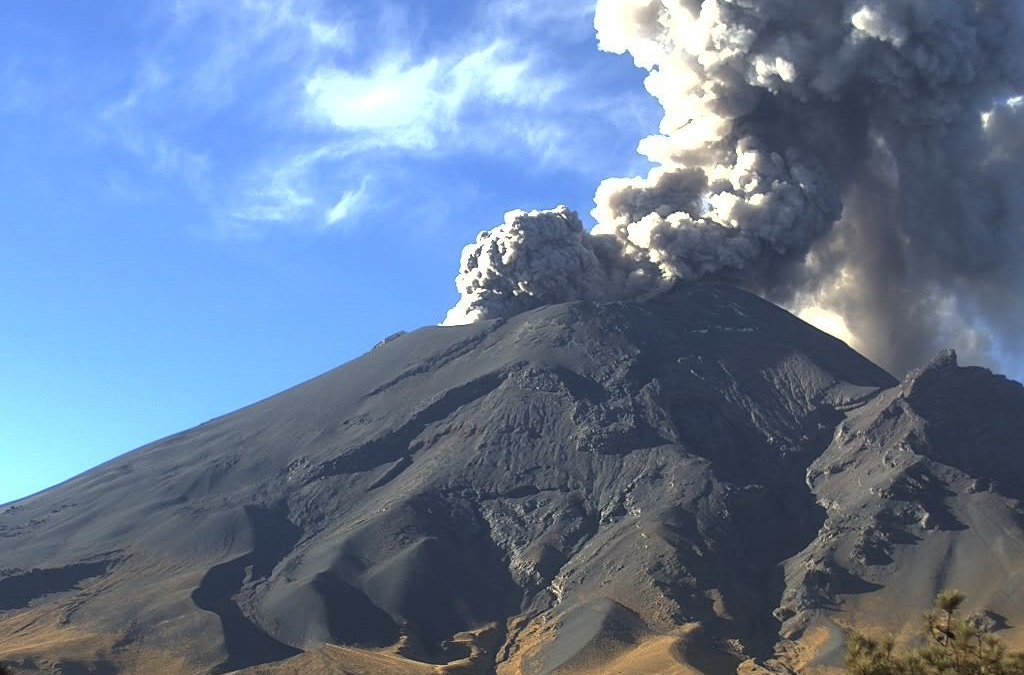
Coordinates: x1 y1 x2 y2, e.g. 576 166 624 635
444 0 1024 376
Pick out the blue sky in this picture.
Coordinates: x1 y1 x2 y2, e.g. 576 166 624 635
0 0 662 504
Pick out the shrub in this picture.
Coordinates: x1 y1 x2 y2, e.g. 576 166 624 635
846 591 1024 675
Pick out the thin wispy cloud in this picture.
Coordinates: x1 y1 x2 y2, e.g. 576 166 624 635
168 0 352 110
324 179 370 228
481 0 596 36
303 40 562 152
227 151 324 226
0 57 44 114
72 0 657 238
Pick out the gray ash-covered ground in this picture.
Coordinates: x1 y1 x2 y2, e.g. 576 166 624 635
2 283 1023 674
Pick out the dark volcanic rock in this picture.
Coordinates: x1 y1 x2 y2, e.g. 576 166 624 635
780 350 1024 667
2 283 1021 674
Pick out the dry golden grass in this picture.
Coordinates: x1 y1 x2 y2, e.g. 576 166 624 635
0 612 463 675
21 564 1024 675
494 618 744 675
0 605 196 675
495 613 555 675
0 607 511 675
235 624 507 675
557 634 698 675
764 623 847 675
0 555 219 674
232 645 438 675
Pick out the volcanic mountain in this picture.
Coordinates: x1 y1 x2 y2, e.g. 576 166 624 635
2 284 1024 675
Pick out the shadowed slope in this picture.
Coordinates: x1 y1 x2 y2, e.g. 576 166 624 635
9 283 1020 675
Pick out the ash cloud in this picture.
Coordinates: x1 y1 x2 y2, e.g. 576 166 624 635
445 0 1024 376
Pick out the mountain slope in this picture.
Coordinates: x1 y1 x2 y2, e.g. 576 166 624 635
774 350 1024 671
1 284 1020 674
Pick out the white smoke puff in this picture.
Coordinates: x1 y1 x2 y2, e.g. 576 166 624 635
850 4 909 47
445 0 1024 376
443 207 612 326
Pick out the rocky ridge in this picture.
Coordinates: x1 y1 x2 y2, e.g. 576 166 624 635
1 284 1022 675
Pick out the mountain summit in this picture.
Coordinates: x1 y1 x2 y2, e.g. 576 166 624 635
2 284 1023 675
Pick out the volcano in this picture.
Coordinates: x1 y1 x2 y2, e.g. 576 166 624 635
2 284 1023 675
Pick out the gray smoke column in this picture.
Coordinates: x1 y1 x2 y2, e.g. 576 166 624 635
444 0 1024 376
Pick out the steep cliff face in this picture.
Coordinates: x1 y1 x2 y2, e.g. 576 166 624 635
1 284 1020 675
774 350 1024 671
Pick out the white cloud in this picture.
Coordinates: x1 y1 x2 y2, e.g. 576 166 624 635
307 19 348 49
305 59 444 149
303 41 561 151
220 147 374 235
324 179 369 227
481 0 596 38
78 0 657 238
229 152 321 225
105 62 170 114
98 64 210 192
450 42 538 102
149 139 210 188
149 0 353 113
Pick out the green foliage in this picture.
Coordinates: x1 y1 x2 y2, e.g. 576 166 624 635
935 590 966 617
847 591 1024 675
